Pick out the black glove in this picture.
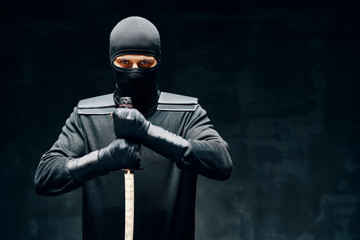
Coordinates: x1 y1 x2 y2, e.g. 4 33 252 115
67 139 141 182
113 108 150 142
112 108 190 165
98 138 141 171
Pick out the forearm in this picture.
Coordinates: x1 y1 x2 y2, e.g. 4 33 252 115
143 124 190 164
183 139 232 180
35 138 142 196
143 124 232 180
34 152 82 196
67 150 102 182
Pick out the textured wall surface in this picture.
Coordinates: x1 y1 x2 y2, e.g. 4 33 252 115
1 1 359 239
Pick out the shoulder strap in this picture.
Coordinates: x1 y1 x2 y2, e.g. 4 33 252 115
77 93 115 115
157 92 198 112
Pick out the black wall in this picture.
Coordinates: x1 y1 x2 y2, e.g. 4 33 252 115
1 0 359 239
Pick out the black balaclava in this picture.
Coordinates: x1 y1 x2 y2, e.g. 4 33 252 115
109 16 161 116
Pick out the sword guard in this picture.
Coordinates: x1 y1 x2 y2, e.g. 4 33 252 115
123 169 134 174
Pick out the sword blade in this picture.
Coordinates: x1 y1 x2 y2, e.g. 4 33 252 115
124 170 134 240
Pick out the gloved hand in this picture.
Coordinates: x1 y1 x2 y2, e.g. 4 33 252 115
67 138 141 182
112 108 190 166
112 108 150 142
98 138 141 171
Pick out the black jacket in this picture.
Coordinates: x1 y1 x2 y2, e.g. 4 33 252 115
35 92 232 240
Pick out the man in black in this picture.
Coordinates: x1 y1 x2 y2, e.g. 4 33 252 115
35 16 232 240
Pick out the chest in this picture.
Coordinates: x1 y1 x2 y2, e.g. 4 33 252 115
79 110 191 152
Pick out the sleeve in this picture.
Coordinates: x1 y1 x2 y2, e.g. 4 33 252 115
183 105 233 180
34 108 85 196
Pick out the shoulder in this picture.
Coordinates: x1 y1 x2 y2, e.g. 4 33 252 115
77 93 115 115
157 92 198 112
76 91 199 115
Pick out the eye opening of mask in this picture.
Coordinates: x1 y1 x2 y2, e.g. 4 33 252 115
112 54 158 70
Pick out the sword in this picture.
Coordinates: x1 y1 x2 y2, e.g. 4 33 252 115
114 97 135 240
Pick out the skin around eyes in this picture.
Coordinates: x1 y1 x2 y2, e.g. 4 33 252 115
113 54 157 69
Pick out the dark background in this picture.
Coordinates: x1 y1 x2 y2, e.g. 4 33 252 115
1 0 359 239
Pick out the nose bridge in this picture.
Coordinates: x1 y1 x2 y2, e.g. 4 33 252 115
132 60 139 68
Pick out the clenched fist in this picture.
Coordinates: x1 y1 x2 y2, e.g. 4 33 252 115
112 108 150 142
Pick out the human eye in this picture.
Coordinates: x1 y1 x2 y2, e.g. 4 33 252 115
138 59 155 68
120 60 131 68
114 59 132 68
